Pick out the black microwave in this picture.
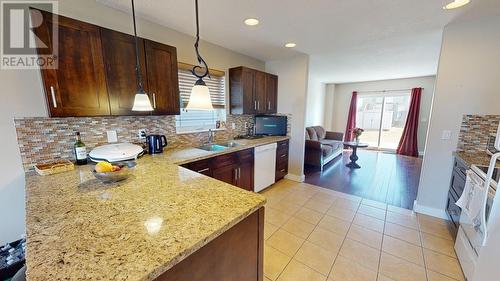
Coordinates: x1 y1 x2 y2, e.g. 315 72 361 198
254 115 287 136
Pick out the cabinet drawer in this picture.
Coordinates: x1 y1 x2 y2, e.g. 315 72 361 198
454 158 468 179
212 153 237 169
276 150 288 163
277 140 289 150
276 158 288 181
447 191 461 229
236 148 254 163
451 171 466 198
187 159 212 176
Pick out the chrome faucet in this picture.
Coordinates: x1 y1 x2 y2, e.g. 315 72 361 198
208 129 214 144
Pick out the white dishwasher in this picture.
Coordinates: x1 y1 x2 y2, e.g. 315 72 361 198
254 142 277 192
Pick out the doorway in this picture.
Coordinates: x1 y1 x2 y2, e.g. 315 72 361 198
356 92 411 150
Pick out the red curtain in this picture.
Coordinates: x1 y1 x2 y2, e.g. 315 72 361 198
344 92 358 142
397 88 422 157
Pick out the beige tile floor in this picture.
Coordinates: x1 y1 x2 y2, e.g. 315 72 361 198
261 179 465 281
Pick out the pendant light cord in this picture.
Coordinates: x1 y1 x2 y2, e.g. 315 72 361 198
192 0 210 80
131 0 144 91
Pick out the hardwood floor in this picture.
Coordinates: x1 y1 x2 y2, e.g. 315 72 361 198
304 150 422 209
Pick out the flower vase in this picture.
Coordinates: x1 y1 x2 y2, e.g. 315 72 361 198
355 136 360 144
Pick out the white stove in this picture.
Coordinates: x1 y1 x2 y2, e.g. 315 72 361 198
455 122 500 281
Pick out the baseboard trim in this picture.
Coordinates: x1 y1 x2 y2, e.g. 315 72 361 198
413 200 449 220
285 174 305 182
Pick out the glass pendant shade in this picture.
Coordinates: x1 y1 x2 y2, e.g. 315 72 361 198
186 80 213 110
132 89 154 111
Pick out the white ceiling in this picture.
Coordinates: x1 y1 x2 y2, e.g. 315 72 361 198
98 0 500 83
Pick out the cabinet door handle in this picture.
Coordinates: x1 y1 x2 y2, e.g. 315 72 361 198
197 168 209 173
238 168 241 180
50 86 57 108
257 101 260 110
268 101 271 110
280 154 287 158
254 100 257 110
152 93 156 109
280 169 286 172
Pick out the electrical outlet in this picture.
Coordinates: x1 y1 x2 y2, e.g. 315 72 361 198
137 129 146 140
441 130 452 140
107 130 118 143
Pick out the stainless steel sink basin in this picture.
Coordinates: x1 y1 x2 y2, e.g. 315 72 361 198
197 144 229 151
218 141 240 148
197 141 240 151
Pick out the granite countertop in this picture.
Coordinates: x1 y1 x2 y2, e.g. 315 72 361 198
454 151 500 168
25 136 288 280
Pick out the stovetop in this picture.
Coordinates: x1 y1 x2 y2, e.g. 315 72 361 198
474 165 500 189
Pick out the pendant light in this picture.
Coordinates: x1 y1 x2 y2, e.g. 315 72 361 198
186 0 214 111
131 0 153 111
443 0 470 10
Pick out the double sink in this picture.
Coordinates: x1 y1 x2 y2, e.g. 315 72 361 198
197 141 240 151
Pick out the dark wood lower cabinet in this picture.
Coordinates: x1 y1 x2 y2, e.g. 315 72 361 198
213 164 237 185
276 140 289 181
182 159 212 177
157 207 264 281
183 148 256 191
236 149 255 191
182 143 289 191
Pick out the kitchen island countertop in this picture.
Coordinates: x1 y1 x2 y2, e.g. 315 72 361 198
24 136 288 280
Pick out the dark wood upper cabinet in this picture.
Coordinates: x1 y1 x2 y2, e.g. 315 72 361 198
145 40 180 115
229 67 255 115
100 28 149 116
265 74 278 114
32 9 110 117
254 71 267 114
229 66 278 115
31 9 180 117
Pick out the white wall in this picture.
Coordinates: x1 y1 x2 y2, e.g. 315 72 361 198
323 84 336 131
305 76 326 127
415 16 500 218
0 0 264 244
266 55 310 181
327 76 436 153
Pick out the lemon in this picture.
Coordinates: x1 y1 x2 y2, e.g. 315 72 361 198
95 161 113 173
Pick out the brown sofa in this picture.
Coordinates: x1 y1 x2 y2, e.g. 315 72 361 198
305 126 344 170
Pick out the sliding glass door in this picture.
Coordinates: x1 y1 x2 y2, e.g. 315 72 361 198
356 92 411 150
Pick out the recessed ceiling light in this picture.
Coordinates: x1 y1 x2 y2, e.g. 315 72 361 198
244 18 259 26
284 42 296 48
443 0 471 10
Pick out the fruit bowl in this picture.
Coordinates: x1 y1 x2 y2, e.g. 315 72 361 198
91 161 136 183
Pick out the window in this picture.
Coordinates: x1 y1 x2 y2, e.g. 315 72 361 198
175 65 226 133
356 92 411 150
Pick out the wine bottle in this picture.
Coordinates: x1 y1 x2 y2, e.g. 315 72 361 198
74 132 87 165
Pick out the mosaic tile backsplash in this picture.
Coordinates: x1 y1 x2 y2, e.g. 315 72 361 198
15 114 291 170
457 115 500 153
